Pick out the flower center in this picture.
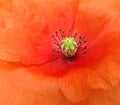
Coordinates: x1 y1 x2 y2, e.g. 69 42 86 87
60 37 77 57
52 29 87 59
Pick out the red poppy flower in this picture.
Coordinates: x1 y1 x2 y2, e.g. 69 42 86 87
0 0 120 105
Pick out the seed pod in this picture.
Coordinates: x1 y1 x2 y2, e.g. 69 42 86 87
60 37 77 57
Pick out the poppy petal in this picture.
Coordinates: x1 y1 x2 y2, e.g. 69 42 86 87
58 69 90 103
0 0 80 65
0 62 76 105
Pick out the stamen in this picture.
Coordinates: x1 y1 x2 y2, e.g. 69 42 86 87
53 42 59 47
68 29 72 37
78 46 87 52
52 29 87 59
73 33 78 38
52 35 59 45
59 29 64 38
56 31 61 41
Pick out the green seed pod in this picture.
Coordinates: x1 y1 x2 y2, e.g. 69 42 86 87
60 37 77 57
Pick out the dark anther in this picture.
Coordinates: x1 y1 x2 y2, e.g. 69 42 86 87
54 42 59 46
79 36 82 39
84 46 87 49
60 29 62 31
56 31 58 35
52 35 54 38
72 33 77 38
75 33 77 36
78 41 82 44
